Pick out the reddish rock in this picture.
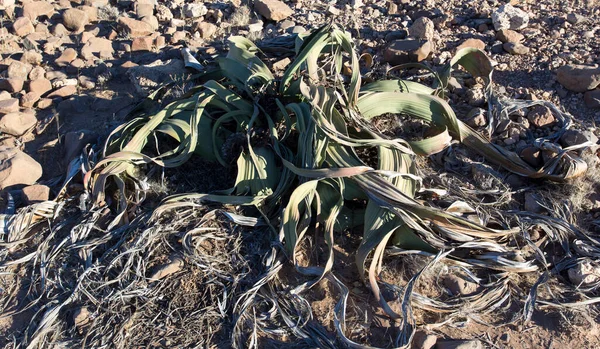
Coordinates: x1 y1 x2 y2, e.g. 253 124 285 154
29 66 47 80
22 1 55 21
154 35 166 49
79 5 97 22
457 38 486 51
254 0 293 21
7 61 31 80
37 98 53 109
496 29 524 43
135 2 154 18
171 31 186 43
0 147 42 189
62 8 89 32
0 111 36 136
131 36 153 51
81 37 114 59
21 92 40 108
0 79 24 93
520 147 542 167
141 15 159 31
28 78 52 96
194 21 217 39
118 16 154 37
384 39 431 65
56 48 78 66
13 16 35 37
48 85 77 98
556 64 600 93
120 60 138 69
22 184 50 203
527 105 555 127
0 98 19 114
0 91 11 101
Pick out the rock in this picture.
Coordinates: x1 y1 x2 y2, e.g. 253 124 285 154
492 4 529 31
29 78 52 96
409 17 434 41
13 17 35 37
131 36 153 51
0 147 42 189
0 91 11 101
135 2 154 18
0 0 15 9
37 98 53 109
467 86 485 106
29 66 46 81
56 48 78 66
22 1 55 21
384 30 407 42
560 130 597 147
248 20 263 33
255 0 293 21
527 105 554 127
21 184 50 203
195 21 217 39
118 16 154 37
141 15 159 31
0 112 36 136
79 5 97 22
524 192 544 213
149 256 184 281
584 90 600 109
465 109 486 128
384 39 431 65
436 340 483 349
568 261 600 287
496 29 524 43
566 13 587 25
21 92 40 108
0 79 24 93
170 31 186 43
7 61 31 80
48 85 77 98
556 64 600 93
503 42 529 55
63 130 97 163
155 4 173 22
182 3 207 18
456 38 485 51
52 23 70 37
127 59 185 95
412 331 437 349
21 51 43 65
81 37 114 59
62 8 89 32
443 274 478 296
520 147 542 167
0 98 19 114
72 306 91 329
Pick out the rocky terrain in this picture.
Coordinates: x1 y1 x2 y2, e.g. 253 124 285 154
0 0 600 348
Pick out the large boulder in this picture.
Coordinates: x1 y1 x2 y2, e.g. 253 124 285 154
556 64 600 93
0 112 37 136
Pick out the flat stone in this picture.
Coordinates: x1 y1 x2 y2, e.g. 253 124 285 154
496 29 524 43
0 112 36 136
48 85 77 98
81 37 114 59
62 8 89 32
457 38 486 51
585 90 600 109
443 274 479 296
0 147 42 190
148 257 184 281
254 0 293 21
13 16 35 37
28 78 52 96
556 65 600 93
384 39 431 65
131 36 153 51
0 98 19 114
503 42 529 55
21 92 40 108
22 184 50 203
118 16 154 37
0 79 24 93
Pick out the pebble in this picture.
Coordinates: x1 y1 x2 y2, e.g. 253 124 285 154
22 184 50 203
0 147 43 190
503 42 529 55
254 0 294 21
496 28 524 43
